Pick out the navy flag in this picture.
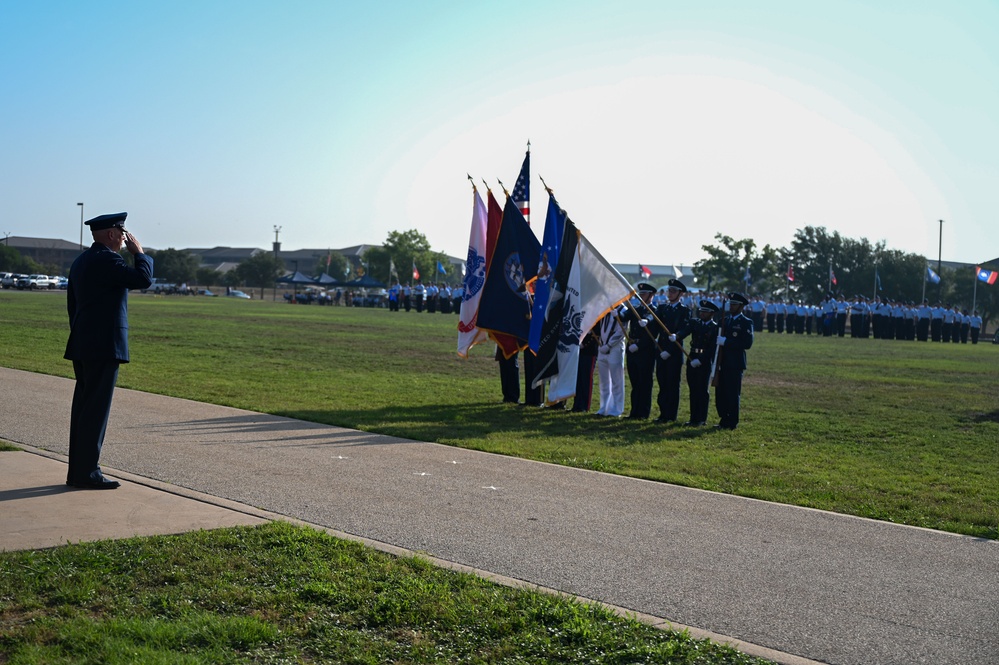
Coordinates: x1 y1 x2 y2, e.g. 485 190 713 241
476 196 540 344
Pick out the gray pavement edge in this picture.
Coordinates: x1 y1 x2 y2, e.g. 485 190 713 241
3 443 820 665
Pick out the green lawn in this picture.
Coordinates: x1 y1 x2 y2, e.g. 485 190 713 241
0 521 771 664
2 291 997 538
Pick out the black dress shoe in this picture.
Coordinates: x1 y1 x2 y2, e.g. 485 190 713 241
67 478 120 490
656 417 676 424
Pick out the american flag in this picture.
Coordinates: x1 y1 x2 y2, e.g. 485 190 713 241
512 149 530 223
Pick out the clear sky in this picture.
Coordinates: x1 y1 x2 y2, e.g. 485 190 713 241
2 0 996 265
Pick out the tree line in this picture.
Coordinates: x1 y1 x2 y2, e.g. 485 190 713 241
693 226 998 329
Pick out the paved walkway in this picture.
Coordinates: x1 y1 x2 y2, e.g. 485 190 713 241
0 367 995 665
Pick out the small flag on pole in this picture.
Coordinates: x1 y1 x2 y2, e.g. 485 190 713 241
412 262 420 281
977 266 997 285
743 265 751 286
639 264 652 279
875 269 882 292
437 260 447 275
829 266 837 286
926 266 941 284
787 264 795 282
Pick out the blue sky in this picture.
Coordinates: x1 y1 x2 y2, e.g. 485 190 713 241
2 0 996 266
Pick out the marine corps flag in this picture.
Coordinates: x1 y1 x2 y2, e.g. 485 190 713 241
476 196 541 352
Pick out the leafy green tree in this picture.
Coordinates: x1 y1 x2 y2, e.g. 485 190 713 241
196 267 220 287
380 230 451 285
694 234 780 295
312 251 349 280
0 245 42 274
235 252 283 288
943 264 999 332
147 248 199 284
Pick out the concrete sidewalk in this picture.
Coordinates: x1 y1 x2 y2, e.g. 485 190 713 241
1 367 995 665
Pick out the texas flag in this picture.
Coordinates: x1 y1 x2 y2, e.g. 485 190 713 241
977 266 998 285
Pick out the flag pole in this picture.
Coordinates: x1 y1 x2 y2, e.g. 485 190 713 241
921 263 927 303
623 295 687 357
872 262 877 301
972 267 978 314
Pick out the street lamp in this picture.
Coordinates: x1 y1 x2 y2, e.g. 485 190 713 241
77 203 84 249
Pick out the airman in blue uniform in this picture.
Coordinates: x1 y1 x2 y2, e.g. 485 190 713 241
714 292 754 430
64 213 153 489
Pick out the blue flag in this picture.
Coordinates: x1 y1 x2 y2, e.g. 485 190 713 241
476 197 541 343
528 194 566 351
437 260 447 275
926 266 941 284
875 269 883 292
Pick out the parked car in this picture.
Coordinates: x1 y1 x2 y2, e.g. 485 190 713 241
0 272 13 288
141 278 178 294
56 276 69 289
17 274 54 290
4 273 26 289
226 289 251 299
197 288 217 296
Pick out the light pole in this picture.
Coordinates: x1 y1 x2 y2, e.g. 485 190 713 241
77 203 84 249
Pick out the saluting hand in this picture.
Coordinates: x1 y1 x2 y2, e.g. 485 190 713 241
123 232 144 255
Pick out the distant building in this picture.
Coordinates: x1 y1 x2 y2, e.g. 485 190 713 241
3 237 82 275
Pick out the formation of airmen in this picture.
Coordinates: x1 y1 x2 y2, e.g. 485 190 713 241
388 282 463 314
729 294 986 344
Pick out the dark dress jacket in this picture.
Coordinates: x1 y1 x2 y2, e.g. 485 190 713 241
65 243 154 363
718 312 754 371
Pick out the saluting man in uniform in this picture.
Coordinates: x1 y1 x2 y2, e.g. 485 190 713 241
714 292 754 430
654 278 690 423
676 300 719 426
64 213 153 489
618 282 660 419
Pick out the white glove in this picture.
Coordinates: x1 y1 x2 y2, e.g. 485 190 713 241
690 358 701 368
599 344 610 355
668 334 677 343
716 336 727 346
659 350 670 360
628 343 639 354
638 318 648 327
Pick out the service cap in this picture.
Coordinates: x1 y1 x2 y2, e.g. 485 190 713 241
666 278 687 292
698 299 719 312
727 292 749 306
84 212 127 231
635 282 656 294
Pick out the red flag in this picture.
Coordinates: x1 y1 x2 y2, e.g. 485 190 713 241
412 262 420 281
829 266 837 286
787 264 795 282
639 264 652 279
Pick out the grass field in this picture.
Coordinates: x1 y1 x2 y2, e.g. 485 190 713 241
1 290 997 539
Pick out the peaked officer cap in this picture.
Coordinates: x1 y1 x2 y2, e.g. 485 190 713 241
667 278 687 292
635 282 656 294
84 212 127 231
727 292 749 306
698 299 719 312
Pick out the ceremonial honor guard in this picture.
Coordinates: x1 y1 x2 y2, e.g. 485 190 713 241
64 213 153 489
654 278 690 423
676 300 719 426
619 282 660 419
714 292 754 430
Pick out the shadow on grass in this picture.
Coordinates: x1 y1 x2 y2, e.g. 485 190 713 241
971 409 999 424
136 402 724 453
